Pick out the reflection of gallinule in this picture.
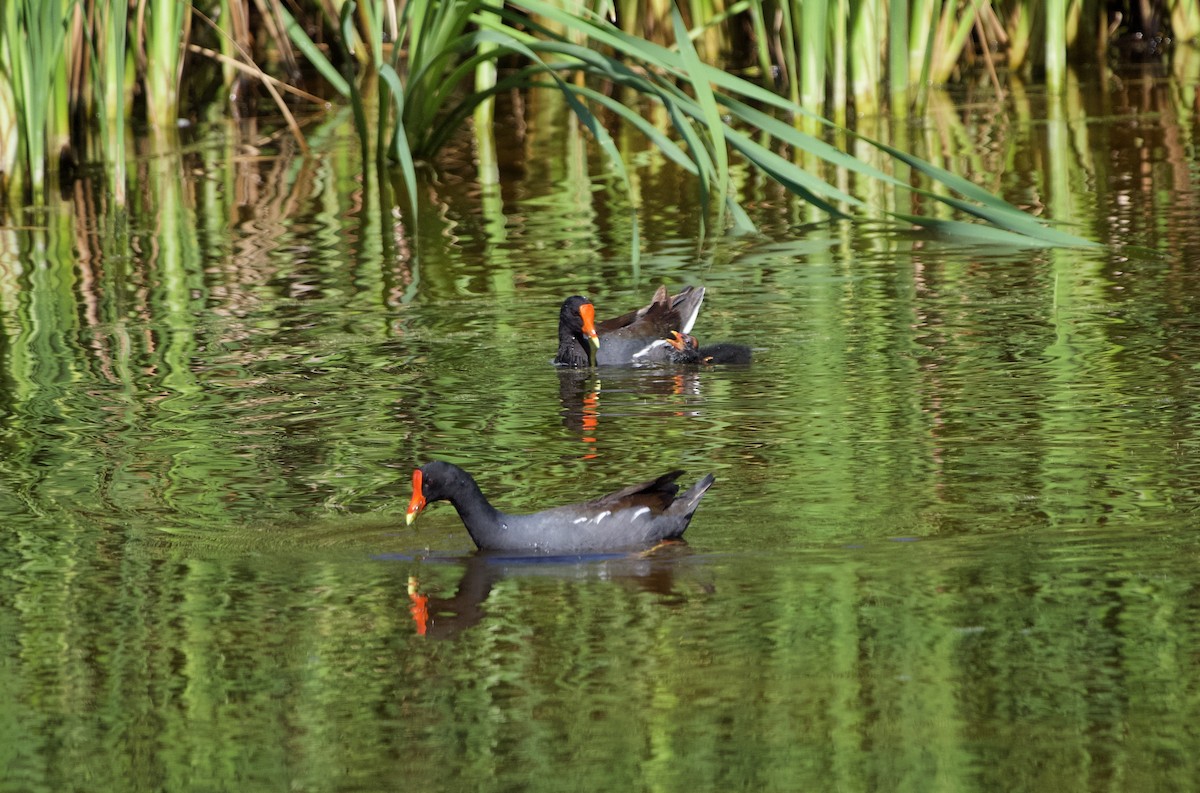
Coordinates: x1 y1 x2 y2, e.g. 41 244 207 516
557 370 601 459
554 285 706 367
405 545 696 638
666 331 753 365
406 461 715 553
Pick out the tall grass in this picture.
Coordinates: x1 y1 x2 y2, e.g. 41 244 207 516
1045 0 1069 93
1174 0 1200 41
142 1 189 135
0 0 1194 237
2 0 72 203
92 0 130 204
298 0 1093 245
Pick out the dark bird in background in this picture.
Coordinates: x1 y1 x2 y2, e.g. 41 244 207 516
554 285 706 367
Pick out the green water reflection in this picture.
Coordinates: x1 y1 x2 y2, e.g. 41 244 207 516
5 536 1197 791
3 69 1200 791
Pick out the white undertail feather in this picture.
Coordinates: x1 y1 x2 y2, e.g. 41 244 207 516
680 287 705 335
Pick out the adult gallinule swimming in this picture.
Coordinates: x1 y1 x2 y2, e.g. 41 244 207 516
554 285 706 367
666 331 753 365
405 461 715 553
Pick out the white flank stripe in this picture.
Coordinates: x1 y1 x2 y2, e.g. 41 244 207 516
631 339 668 359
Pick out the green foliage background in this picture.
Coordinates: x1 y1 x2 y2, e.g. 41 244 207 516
3 1 1192 243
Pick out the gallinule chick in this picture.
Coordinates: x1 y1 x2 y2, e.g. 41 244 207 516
554 285 706 367
666 331 753 365
406 461 715 553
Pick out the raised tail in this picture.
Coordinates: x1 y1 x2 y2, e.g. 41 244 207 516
672 286 706 334
676 473 715 514
661 472 716 541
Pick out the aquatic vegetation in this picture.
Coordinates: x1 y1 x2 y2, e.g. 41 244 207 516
1 1 1194 244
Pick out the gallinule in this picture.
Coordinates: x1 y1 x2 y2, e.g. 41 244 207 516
554 285 706 367
666 331 753 365
405 461 715 553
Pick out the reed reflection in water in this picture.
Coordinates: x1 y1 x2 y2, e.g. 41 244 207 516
2 69 1200 792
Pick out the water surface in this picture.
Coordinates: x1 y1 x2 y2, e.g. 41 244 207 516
2 67 1200 791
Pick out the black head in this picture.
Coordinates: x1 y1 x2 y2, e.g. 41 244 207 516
665 331 702 364
406 461 470 524
699 342 753 365
555 295 600 366
559 296 594 331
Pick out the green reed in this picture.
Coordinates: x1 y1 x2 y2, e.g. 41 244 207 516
1045 0 1068 93
798 1 828 113
1 0 1191 242
1 0 71 203
0 12 11 199
143 1 188 135
92 0 130 204
1173 0 1200 40
740 0 1200 111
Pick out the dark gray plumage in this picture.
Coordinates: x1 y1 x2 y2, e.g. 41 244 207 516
406 461 715 553
554 285 706 367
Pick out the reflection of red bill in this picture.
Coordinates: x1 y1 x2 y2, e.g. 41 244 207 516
582 390 599 458
407 576 428 636
583 390 599 433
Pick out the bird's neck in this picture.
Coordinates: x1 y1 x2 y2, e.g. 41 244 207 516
555 325 588 366
446 477 505 542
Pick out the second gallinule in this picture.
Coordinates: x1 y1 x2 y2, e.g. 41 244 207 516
666 331 754 365
554 285 706 367
406 461 715 553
